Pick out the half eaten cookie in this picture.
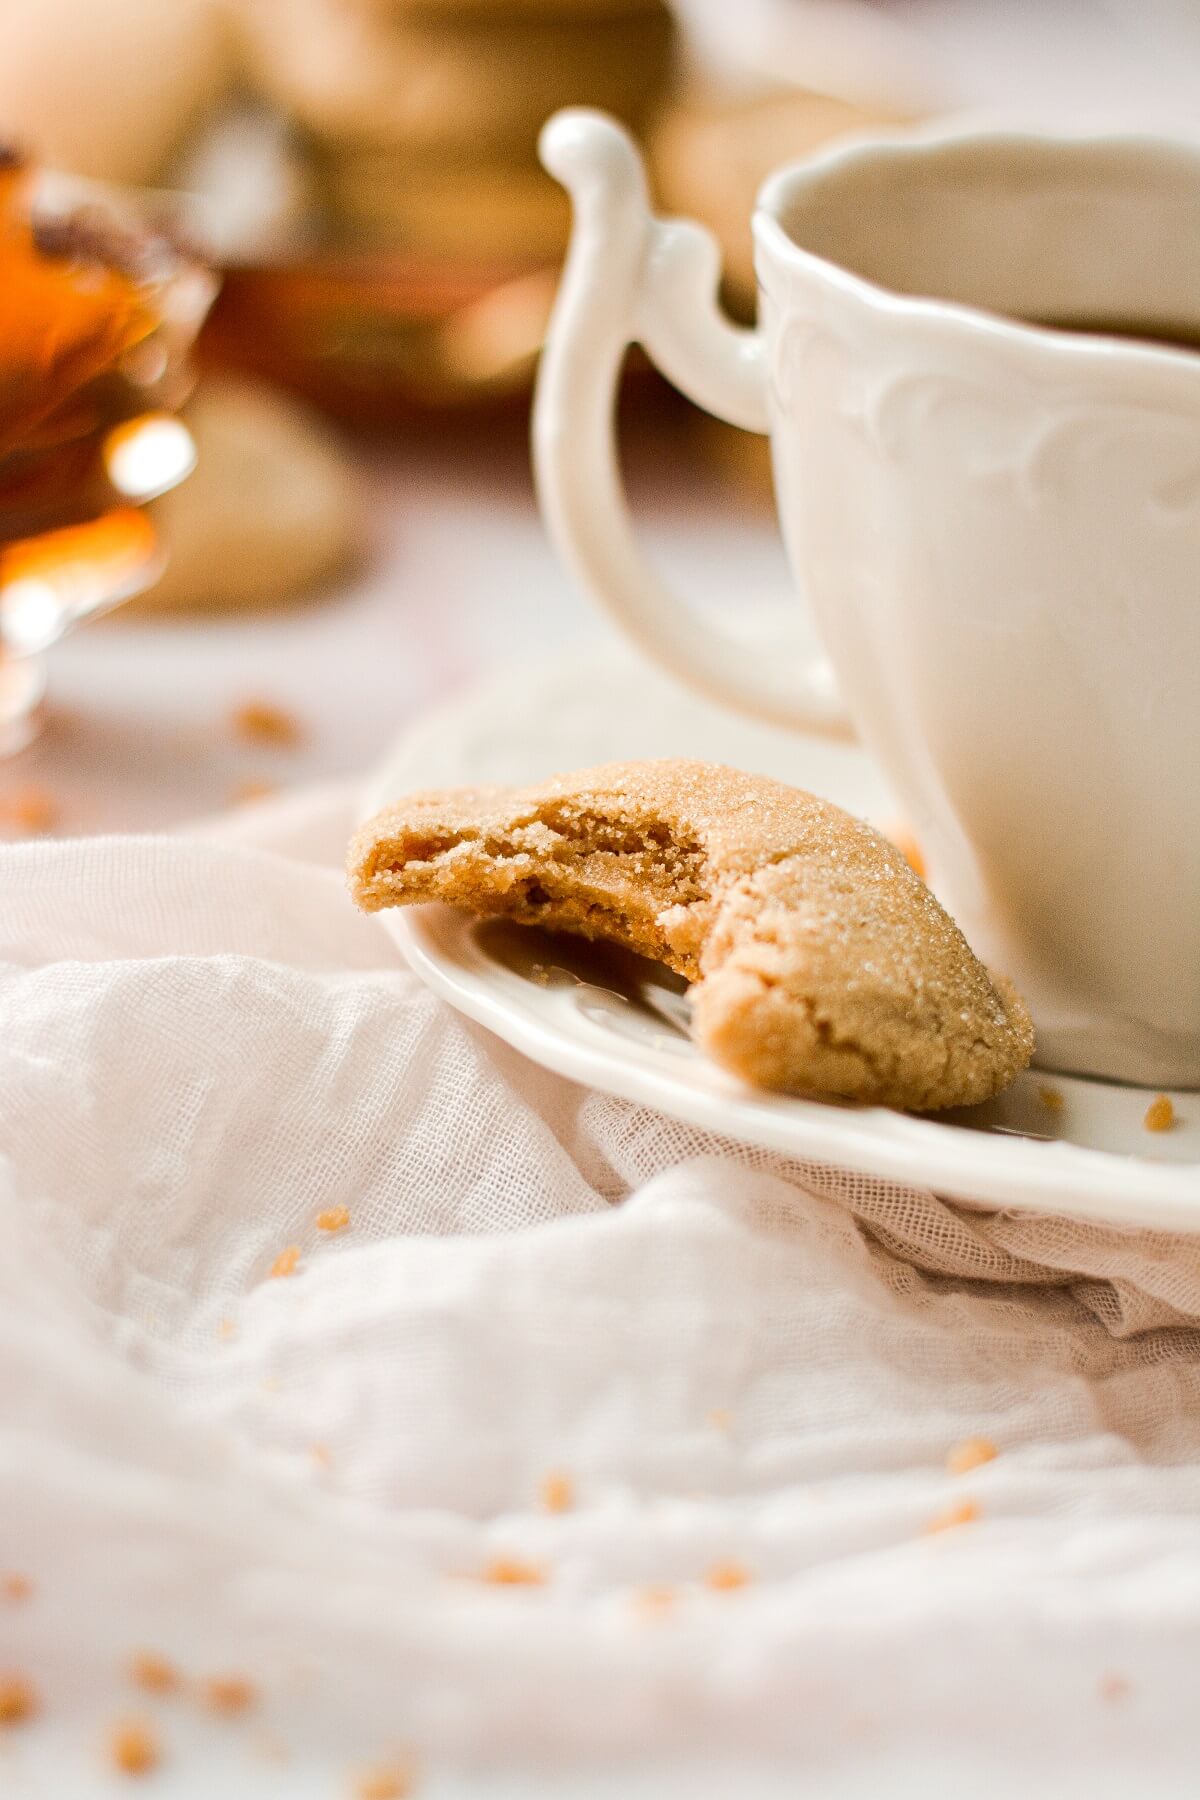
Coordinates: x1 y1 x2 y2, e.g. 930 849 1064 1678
349 759 1034 1110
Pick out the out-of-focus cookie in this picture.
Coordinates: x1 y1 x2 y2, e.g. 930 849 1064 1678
652 88 906 306
0 0 233 185
234 0 675 158
349 760 1034 1110
321 148 571 261
359 0 664 14
137 375 359 612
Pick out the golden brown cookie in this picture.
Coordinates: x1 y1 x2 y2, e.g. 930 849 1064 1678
137 376 359 612
651 88 907 307
349 760 1033 1110
320 147 571 262
235 0 675 159
360 0 665 15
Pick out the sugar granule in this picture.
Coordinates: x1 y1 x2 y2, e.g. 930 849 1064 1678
0 785 58 834
480 1557 544 1586
202 1673 257 1714
1144 1095 1175 1133
128 1651 180 1694
109 1718 159 1774
946 1437 998 1476
0 1674 38 1725
539 1471 574 1513
924 1498 981 1534
231 700 304 748
705 1561 750 1592
355 1764 414 1799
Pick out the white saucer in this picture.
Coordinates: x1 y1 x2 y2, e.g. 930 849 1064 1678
363 641 1200 1231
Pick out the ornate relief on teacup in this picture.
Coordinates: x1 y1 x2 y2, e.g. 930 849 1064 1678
533 110 1200 1087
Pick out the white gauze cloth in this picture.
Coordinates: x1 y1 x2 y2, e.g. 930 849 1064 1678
3 783 1200 1795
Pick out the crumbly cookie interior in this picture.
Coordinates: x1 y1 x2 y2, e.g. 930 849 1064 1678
355 796 712 976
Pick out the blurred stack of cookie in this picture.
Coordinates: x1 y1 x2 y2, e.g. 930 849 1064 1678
651 85 906 501
234 0 677 269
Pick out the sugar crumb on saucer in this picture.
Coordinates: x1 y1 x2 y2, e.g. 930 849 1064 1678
0 1673 38 1725
886 822 927 881
231 699 305 748
946 1436 998 1475
0 784 59 835
355 1763 415 1799
1037 1085 1065 1113
480 1556 545 1586
705 1560 751 1591
316 1205 351 1232
1144 1094 1176 1132
2 1573 33 1603
924 1497 981 1534
269 1244 301 1278
538 1470 574 1513
202 1673 257 1715
128 1650 180 1694
231 777 279 806
108 1717 160 1774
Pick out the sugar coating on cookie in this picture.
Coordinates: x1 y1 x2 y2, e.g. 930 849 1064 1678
348 760 1034 1110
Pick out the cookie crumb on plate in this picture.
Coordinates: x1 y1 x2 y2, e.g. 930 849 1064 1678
946 1437 998 1475
355 1765 414 1799
2 1573 33 1603
231 699 304 748
0 1674 38 1725
887 823 927 881
539 1471 574 1513
1144 1094 1175 1132
202 1673 257 1714
231 777 278 806
0 785 58 834
480 1557 544 1586
109 1718 159 1774
705 1560 750 1591
128 1651 180 1694
924 1497 981 1534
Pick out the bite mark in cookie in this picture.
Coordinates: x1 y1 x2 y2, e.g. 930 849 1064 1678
348 760 1033 1110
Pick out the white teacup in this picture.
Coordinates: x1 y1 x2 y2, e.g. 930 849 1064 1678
533 109 1200 1089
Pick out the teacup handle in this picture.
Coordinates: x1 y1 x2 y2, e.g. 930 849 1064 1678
535 109 854 739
